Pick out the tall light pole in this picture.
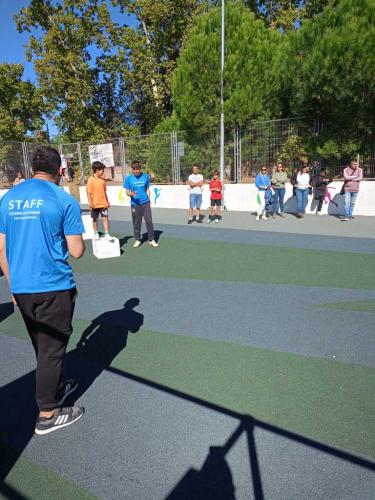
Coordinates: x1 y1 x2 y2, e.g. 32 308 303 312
220 0 225 184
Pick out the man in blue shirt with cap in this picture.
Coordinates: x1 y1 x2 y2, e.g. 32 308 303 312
0 146 85 435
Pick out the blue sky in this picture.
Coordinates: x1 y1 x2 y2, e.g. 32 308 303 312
0 1 135 136
0 0 37 81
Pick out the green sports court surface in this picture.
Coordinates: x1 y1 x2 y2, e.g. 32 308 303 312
1 208 374 499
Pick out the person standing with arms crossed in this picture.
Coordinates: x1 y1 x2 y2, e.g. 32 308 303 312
0 146 85 435
124 160 159 248
342 160 363 221
187 164 204 224
206 170 223 223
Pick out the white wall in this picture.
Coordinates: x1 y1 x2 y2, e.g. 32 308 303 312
0 186 70 199
79 182 375 216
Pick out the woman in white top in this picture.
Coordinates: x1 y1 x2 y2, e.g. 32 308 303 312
295 166 312 218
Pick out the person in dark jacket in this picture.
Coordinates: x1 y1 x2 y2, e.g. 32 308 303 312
314 168 332 215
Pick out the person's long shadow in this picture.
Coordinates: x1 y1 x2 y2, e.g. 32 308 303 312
0 301 14 322
68 298 143 401
0 298 143 495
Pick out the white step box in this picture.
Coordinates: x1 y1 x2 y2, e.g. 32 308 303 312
92 237 121 259
81 214 94 240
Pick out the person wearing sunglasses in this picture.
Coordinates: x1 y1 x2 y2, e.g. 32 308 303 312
255 166 271 220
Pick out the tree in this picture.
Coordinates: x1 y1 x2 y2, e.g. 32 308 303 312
15 0 212 137
240 1 334 31
15 0 114 141
0 63 44 140
287 0 375 155
172 2 285 140
108 0 212 132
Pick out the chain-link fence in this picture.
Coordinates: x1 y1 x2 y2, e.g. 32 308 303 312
1 118 374 189
0 141 29 187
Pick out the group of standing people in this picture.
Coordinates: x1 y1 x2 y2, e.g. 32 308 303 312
86 160 159 248
255 160 362 220
187 164 223 224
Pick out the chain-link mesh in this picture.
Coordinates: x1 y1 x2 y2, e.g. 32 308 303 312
176 131 235 183
124 133 173 184
0 141 27 188
0 119 374 190
240 118 375 180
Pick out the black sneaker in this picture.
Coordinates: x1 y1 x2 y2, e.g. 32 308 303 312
196 219 203 223
56 379 78 406
188 218 193 224
35 406 84 435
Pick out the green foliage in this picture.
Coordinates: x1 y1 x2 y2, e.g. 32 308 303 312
287 0 375 155
246 1 333 31
107 0 211 132
172 2 285 139
0 63 44 140
15 0 115 141
279 133 308 164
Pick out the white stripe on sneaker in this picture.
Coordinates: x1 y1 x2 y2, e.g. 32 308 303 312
56 415 65 425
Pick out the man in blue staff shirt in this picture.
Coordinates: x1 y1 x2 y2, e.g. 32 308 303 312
0 146 86 435
124 160 159 248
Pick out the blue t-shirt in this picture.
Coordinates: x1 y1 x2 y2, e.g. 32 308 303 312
255 173 271 190
0 179 84 294
124 173 150 205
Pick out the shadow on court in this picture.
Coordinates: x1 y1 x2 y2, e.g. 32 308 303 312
119 230 163 253
1 297 374 499
0 298 143 498
0 302 14 323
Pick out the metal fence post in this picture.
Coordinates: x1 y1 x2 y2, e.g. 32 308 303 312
238 128 242 182
171 132 176 184
233 127 242 183
175 132 181 184
77 142 85 185
22 141 31 178
119 138 126 182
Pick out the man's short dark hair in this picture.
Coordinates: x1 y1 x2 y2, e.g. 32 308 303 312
92 161 105 172
131 160 141 169
31 147 61 175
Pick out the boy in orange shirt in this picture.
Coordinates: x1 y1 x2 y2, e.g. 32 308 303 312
86 161 113 240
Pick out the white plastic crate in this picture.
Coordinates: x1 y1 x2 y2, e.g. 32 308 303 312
81 214 94 240
92 237 121 259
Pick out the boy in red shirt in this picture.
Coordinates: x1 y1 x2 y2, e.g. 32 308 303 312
206 171 223 223
86 161 113 240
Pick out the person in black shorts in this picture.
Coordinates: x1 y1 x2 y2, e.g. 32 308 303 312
206 171 223 224
86 161 113 240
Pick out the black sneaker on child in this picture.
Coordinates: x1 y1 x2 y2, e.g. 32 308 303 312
187 218 193 224
57 379 78 406
35 406 84 435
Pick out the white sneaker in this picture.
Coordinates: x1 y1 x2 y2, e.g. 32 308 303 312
133 240 141 248
103 233 114 241
262 215 268 220
256 216 260 221
93 233 100 241
316 212 321 216
148 240 159 248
